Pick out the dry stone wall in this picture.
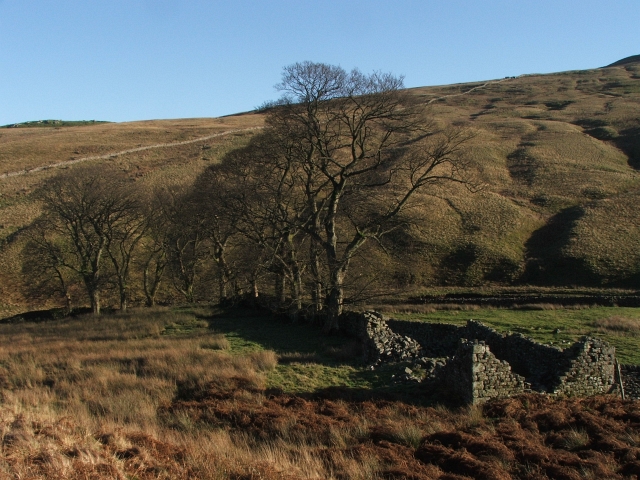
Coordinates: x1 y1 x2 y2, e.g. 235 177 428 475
552 338 616 397
340 311 618 404
339 311 423 364
621 365 640 399
439 340 529 404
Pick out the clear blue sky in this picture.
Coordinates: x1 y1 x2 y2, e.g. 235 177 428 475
0 0 638 125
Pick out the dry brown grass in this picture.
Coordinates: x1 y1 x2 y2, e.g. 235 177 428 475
593 315 640 334
1 308 640 478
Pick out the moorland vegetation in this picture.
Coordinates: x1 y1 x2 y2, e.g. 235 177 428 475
13 62 478 331
2 58 640 479
1 306 640 479
1 59 640 318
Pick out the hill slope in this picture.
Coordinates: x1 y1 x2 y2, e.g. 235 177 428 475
1 60 640 313
606 54 640 67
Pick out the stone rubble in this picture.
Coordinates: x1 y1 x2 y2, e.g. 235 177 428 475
340 311 618 404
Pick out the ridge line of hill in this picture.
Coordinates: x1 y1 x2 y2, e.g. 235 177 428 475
0 126 264 180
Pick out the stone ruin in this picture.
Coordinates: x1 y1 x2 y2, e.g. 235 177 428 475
340 311 620 404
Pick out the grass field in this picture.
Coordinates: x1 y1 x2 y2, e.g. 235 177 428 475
1 305 640 479
2 62 640 316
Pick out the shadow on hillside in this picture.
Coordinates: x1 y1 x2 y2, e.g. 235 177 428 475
520 206 600 286
506 143 538 185
613 126 640 170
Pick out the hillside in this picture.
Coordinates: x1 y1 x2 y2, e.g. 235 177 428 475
1 59 640 314
606 54 640 67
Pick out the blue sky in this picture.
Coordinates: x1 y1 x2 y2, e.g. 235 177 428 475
0 0 638 125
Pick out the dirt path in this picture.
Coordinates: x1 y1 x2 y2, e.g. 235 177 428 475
0 126 264 180
426 77 510 104
1 79 512 180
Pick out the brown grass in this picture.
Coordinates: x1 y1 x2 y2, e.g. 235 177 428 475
593 315 640 334
1 309 640 478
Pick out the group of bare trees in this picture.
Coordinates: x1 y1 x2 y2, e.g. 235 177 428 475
23 62 473 331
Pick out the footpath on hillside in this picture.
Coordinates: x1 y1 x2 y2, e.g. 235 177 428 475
0 126 264 180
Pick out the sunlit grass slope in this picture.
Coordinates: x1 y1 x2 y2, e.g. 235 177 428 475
2 59 640 314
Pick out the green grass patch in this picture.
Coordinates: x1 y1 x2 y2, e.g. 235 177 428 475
202 307 413 393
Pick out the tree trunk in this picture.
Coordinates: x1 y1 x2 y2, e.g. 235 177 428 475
275 273 286 306
64 292 72 315
292 267 303 311
119 287 128 312
252 277 259 298
143 253 165 308
184 285 195 303
219 270 228 301
323 270 344 334
310 242 323 313
90 289 100 315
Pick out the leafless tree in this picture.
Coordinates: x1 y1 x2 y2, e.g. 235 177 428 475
21 217 75 312
201 131 310 310
139 202 169 308
35 165 138 314
154 186 209 303
102 185 149 312
267 61 475 332
190 167 242 302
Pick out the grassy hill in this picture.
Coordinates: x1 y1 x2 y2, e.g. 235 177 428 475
1 58 640 314
0 119 111 128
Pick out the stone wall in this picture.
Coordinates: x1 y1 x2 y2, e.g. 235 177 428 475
386 320 462 358
463 320 565 391
339 311 422 364
438 339 529 404
340 311 618 404
552 338 616 397
621 365 640 399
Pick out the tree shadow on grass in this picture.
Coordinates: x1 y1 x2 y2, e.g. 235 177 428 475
203 307 444 406
204 307 350 357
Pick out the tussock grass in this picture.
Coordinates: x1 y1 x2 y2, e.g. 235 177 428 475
593 315 640 334
1 307 640 478
200 334 230 350
557 427 590 451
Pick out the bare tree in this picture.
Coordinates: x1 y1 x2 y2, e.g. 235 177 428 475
102 185 149 312
267 61 475 332
155 186 209 303
190 167 241 302
139 203 169 308
202 131 309 310
36 165 136 314
21 217 75 312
